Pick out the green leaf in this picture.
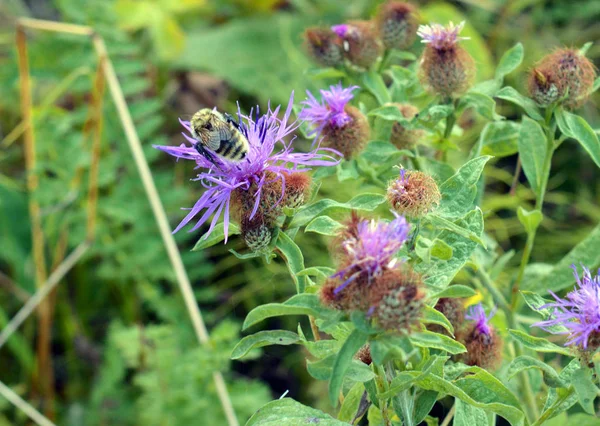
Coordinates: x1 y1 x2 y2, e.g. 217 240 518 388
410 331 466 354
495 43 524 79
478 121 520 158
414 390 439 425
437 156 491 219
276 232 307 293
307 355 374 383
231 330 300 360
421 305 454 336
412 369 525 426
380 356 448 399
338 382 365 422
246 398 349 425
361 141 413 164
305 216 344 236
508 330 572 356
243 294 332 330
306 67 347 80
416 105 453 128
192 223 240 251
289 193 386 228
427 214 486 247
555 109 600 168
523 222 600 292
417 209 484 292
518 116 548 195
458 92 503 121
572 368 599 414
329 329 369 406
520 291 568 333
297 266 335 280
496 87 543 121
517 207 543 235
454 398 490 426
362 71 391 105
368 105 408 123
431 285 476 299
507 356 566 388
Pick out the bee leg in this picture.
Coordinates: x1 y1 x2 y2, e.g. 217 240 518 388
194 143 223 171
224 113 241 130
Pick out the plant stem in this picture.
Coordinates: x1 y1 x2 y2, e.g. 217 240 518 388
440 404 455 426
531 387 575 426
511 108 555 306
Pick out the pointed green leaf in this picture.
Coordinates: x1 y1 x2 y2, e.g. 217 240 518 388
427 214 486 246
192 223 240 251
431 285 476 299
508 330 572 356
276 232 308 293
231 330 300 360
422 305 454 336
496 43 524 79
572 368 599 414
362 71 391 105
329 329 369 406
454 398 490 426
556 109 600 168
478 121 520 158
410 331 466 354
518 116 548 195
507 356 566 388
305 216 344 236
496 87 543 121
247 398 349 425
243 294 333 330
338 382 365 422
520 291 568 333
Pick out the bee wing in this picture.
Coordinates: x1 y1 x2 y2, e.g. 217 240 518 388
197 130 221 151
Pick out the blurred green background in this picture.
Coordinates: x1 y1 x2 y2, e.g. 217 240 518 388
0 0 599 424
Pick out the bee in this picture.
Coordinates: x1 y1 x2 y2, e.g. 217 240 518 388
189 108 249 167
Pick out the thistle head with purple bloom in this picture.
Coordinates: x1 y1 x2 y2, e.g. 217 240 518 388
533 264 600 350
466 303 496 336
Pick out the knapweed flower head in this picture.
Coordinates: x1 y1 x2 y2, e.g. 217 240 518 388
461 303 502 370
304 27 344 67
331 212 410 295
300 83 369 159
388 103 423 149
417 21 469 51
154 92 340 246
331 20 383 69
375 1 418 50
417 21 474 97
529 48 596 110
387 169 441 218
533 265 600 350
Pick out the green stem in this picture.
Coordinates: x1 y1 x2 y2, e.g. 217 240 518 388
378 49 392 73
511 108 555 306
443 111 456 140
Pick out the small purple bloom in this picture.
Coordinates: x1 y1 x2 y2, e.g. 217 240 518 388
154 92 340 242
533 265 600 349
417 21 469 50
333 213 410 294
299 83 359 138
331 24 350 38
466 304 496 336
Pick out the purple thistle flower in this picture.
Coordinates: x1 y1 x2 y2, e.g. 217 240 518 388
154 92 340 242
533 265 600 349
331 24 350 38
333 213 410 295
466 304 496 336
417 21 469 50
299 83 359 138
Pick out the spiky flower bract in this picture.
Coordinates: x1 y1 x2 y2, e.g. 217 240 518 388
300 83 369 159
331 20 383 69
331 213 410 295
417 21 474 98
533 265 600 350
154 93 340 245
304 27 344 67
388 103 423 149
461 304 502 370
375 1 418 50
529 48 596 109
387 169 441 218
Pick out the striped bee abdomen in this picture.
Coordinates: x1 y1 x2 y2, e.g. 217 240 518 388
214 125 248 161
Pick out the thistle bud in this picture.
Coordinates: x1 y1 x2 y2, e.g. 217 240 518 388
428 297 465 336
241 215 272 252
530 48 596 110
368 268 425 331
232 170 284 226
304 27 344 67
332 21 384 69
460 304 502 370
417 21 474 98
356 345 372 365
389 103 423 149
375 1 418 50
283 172 312 209
387 169 441 218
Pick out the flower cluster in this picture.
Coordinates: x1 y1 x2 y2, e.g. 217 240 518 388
417 21 475 97
155 93 340 250
300 83 370 159
534 265 600 350
303 1 419 70
321 212 425 332
528 48 596 109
